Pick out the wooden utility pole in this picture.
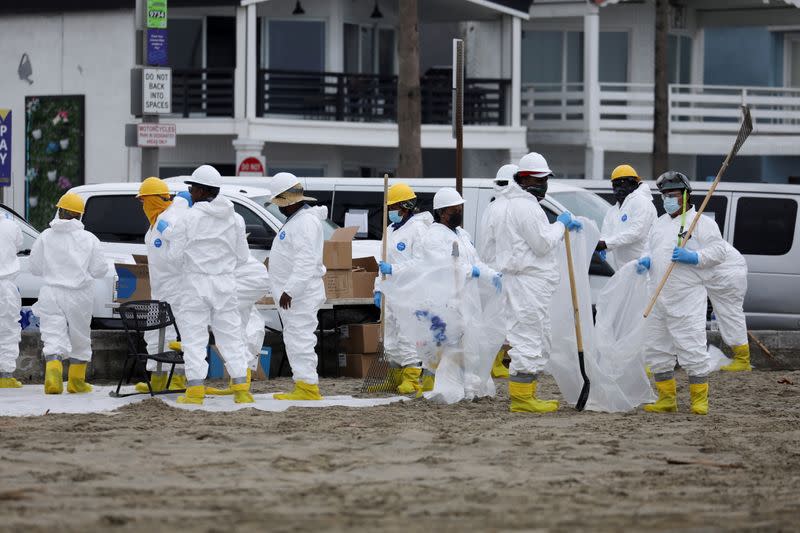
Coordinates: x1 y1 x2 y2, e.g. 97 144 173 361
653 0 669 177
453 39 464 195
397 0 422 178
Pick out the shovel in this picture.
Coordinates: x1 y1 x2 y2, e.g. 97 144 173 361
564 230 590 411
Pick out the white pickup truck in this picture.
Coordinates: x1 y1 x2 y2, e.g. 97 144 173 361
10 181 380 329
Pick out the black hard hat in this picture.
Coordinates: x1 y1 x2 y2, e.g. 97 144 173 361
656 171 692 194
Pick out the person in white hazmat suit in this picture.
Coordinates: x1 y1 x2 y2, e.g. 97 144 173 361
476 164 518 379
372 182 433 394
597 164 657 271
636 171 727 415
267 173 327 401
0 212 24 388
494 152 583 413
706 243 751 372
166 165 254 405
206 254 270 394
30 193 109 395
133 178 191 393
380 187 503 399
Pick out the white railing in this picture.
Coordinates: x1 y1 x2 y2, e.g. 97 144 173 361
523 82 800 135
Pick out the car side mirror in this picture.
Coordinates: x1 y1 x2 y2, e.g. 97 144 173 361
246 224 273 250
17 249 31 256
589 250 614 277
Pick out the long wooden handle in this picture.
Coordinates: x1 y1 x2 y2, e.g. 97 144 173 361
379 174 389 343
564 231 584 352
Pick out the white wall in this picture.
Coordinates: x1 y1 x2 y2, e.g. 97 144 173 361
0 10 134 212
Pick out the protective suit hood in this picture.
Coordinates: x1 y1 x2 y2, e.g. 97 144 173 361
193 195 235 219
504 179 535 201
49 217 85 232
631 181 653 202
307 205 329 220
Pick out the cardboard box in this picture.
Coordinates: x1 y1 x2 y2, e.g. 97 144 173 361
324 269 352 299
114 255 151 302
342 353 377 378
323 226 358 270
340 322 381 354
351 256 379 298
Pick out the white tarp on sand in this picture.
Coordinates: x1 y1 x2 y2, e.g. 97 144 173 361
0 386 408 417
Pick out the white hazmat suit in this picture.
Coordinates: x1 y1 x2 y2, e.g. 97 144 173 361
600 182 657 271
704 241 748 347
167 196 250 384
493 181 566 376
268 205 327 385
643 208 727 377
30 218 108 363
374 211 433 367
0 216 23 376
235 255 270 371
476 181 509 268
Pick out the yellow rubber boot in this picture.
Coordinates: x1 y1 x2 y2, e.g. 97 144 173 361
366 366 401 393
232 381 255 404
644 378 678 413
509 380 558 413
491 348 510 378
168 341 182 351
66 363 93 394
177 385 205 405
44 360 64 394
135 372 169 394
421 373 435 392
396 367 422 395
207 368 250 395
168 373 187 391
645 366 652 377
689 382 709 415
721 344 752 372
274 380 322 400
0 377 22 388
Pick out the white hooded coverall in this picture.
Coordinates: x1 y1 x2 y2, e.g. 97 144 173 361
235 255 270 371
493 181 566 376
0 216 23 375
144 196 190 366
30 218 109 362
704 241 748 347
167 196 250 384
268 205 327 385
600 182 657 271
643 208 727 377
374 211 433 367
475 182 509 267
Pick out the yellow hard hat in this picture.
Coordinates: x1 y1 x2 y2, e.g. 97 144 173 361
387 183 416 206
610 164 641 181
55 192 85 215
136 177 170 198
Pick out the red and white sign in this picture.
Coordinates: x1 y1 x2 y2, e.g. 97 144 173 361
237 156 265 176
137 123 176 147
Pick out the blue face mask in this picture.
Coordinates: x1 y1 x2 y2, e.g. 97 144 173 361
663 195 681 215
388 210 402 224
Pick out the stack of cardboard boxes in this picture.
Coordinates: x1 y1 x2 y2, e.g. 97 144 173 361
323 227 379 299
338 323 381 378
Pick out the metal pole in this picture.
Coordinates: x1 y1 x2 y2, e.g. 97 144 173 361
453 39 464 195
136 0 159 179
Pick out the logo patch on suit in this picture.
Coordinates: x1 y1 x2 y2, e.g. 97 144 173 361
153 238 163 248
279 231 286 240
397 241 406 251
621 214 628 222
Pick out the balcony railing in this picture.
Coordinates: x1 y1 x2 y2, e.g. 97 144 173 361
171 68 235 118
257 69 509 125
522 82 800 135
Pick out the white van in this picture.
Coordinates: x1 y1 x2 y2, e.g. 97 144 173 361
579 180 800 329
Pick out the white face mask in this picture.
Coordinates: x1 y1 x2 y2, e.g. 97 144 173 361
663 195 681 215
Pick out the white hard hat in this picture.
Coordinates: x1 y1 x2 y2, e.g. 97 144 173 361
186 164 222 189
495 164 519 182
433 187 465 210
517 152 552 177
269 172 316 207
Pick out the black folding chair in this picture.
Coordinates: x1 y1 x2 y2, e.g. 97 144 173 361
111 300 185 398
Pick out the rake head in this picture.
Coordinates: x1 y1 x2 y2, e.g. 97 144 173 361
730 105 753 160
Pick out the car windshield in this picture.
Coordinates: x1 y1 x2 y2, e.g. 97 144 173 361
550 190 611 229
249 195 339 240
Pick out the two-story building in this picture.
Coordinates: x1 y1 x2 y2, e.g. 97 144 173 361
522 0 800 182
0 0 530 217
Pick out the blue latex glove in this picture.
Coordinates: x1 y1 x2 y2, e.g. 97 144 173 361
471 265 481 278
492 272 503 293
557 210 583 232
176 191 193 206
374 291 382 309
672 247 699 265
636 256 651 274
379 261 393 276
598 249 607 262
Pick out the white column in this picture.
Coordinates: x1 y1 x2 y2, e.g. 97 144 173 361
328 2 343 72
583 7 601 180
690 28 704 85
232 138 266 176
511 16 522 128
246 4 257 120
234 6 247 119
